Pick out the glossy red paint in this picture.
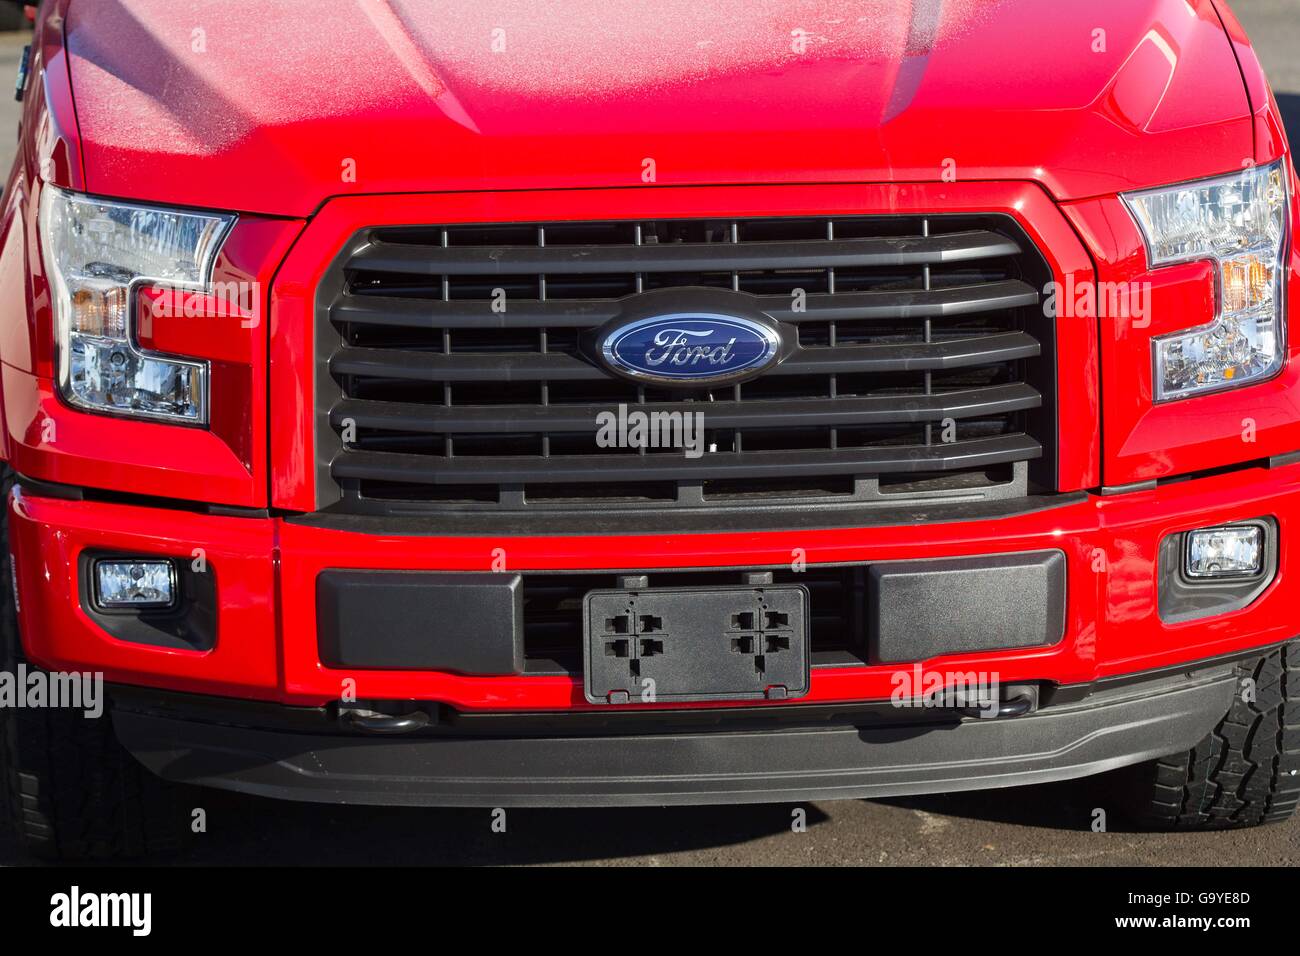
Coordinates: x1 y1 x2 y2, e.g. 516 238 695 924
11 456 1299 709
63 0 1250 216
24 0 83 194
1060 154 1300 486
1212 0 1294 164
0 185 301 506
1 0 1297 719
0 0 304 505
270 181 1100 510
0 0 82 402
9 489 280 700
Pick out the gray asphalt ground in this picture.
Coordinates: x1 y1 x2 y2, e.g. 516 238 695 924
0 2 1297 866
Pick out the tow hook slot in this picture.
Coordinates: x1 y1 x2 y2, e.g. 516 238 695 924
957 685 1039 720
339 706 433 735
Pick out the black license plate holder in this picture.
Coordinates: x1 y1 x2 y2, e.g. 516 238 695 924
582 584 810 704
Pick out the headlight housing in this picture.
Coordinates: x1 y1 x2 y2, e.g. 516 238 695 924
38 186 235 424
1123 160 1289 401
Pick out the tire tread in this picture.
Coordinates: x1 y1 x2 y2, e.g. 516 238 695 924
1140 642 1299 830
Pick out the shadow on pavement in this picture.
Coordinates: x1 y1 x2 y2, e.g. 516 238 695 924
0 773 1128 865
2 793 837 866
876 772 1155 833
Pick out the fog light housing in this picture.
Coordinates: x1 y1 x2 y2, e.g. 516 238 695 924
1159 518 1276 623
93 559 176 609
1185 525 1265 578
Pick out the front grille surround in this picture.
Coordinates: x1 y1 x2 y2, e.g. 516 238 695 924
315 214 1057 515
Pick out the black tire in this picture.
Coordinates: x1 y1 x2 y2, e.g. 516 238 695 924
1121 642 1300 830
0 467 192 860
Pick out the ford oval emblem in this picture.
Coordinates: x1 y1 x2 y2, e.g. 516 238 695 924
597 312 783 387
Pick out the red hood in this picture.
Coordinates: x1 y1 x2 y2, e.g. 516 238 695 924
64 0 1253 217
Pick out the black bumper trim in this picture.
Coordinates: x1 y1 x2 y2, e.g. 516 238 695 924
111 666 1235 807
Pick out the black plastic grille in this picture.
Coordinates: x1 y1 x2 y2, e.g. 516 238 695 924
317 215 1055 513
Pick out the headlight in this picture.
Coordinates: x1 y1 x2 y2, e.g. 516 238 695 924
38 186 235 424
1123 160 1289 401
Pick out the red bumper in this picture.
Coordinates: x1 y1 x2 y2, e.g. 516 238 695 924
10 458 1299 710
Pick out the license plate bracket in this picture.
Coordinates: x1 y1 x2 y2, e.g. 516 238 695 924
582 584 810 704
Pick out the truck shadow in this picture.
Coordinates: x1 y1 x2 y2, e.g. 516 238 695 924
1 777 1127 866
174 767 1150 865
876 771 1147 833
0 790 837 866
141 794 842 867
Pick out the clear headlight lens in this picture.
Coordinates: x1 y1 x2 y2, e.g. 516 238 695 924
1123 161 1289 401
38 186 235 424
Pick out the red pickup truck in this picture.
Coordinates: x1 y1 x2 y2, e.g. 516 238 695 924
1 0 1297 859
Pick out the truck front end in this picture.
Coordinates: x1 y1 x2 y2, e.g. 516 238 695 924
2 0 1297 856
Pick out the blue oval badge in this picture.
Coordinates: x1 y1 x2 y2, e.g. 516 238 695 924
599 313 782 387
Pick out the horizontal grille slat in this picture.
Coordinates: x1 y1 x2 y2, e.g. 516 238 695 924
350 230 1020 276
332 435 1043 486
329 332 1039 383
780 331 1039 374
333 279 1041 330
331 348 602 382
318 213 1056 514
761 280 1039 322
329 384 1043 435
333 296 616 330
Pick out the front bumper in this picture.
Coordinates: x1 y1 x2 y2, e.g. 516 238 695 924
109 664 1237 806
9 456 1300 711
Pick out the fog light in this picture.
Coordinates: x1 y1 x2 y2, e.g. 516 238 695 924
1185 525 1264 579
94 559 176 609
